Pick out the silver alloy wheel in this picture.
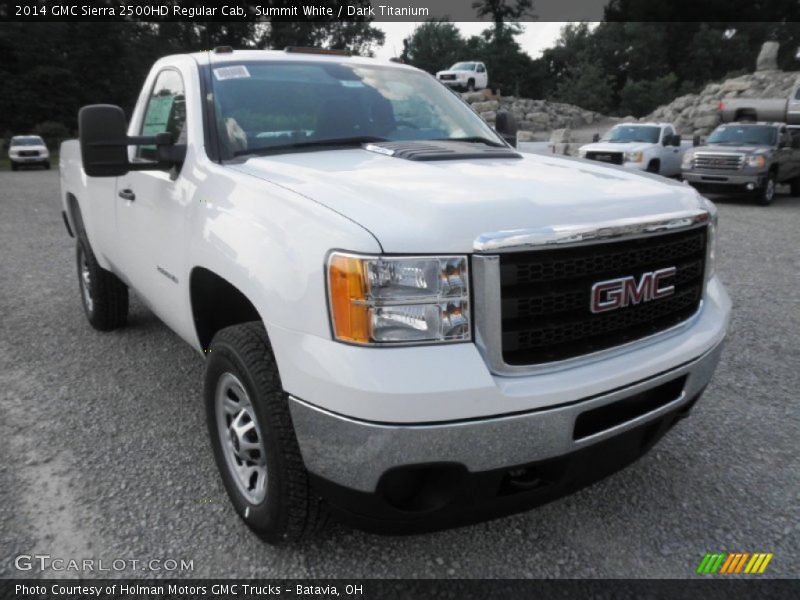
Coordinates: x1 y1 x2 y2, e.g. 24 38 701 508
765 178 775 202
79 250 94 313
215 372 268 504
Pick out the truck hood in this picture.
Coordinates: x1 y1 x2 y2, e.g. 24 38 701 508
10 145 48 153
230 149 705 253
580 142 654 153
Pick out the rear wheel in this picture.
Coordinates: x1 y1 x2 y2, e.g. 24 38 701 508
790 177 800 197
754 172 776 206
205 322 327 543
76 238 129 330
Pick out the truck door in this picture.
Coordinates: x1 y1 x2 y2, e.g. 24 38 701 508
476 63 488 89
115 68 190 329
776 128 796 183
661 126 681 175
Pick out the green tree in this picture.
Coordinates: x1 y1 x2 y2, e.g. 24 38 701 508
553 62 616 114
400 21 469 74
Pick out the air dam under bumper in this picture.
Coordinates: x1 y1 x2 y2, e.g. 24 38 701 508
289 341 723 527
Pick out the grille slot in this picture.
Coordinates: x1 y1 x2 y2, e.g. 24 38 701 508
585 151 623 165
499 227 707 365
692 153 744 171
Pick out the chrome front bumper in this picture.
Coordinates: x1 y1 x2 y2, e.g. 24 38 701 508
289 340 724 493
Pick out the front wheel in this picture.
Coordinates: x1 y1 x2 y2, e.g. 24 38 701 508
10 162 18 171
43 161 51 170
205 322 327 543
466 79 475 92
755 173 776 206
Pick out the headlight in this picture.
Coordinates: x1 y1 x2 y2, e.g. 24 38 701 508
578 148 587 158
681 152 694 169
701 197 718 283
327 253 470 345
746 155 766 169
625 151 643 163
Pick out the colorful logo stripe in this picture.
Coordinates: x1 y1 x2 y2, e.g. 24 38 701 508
697 552 773 574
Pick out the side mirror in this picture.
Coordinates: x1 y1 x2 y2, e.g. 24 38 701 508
79 104 184 177
592 133 600 143
692 135 701 147
671 134 681 147
495 110 518 148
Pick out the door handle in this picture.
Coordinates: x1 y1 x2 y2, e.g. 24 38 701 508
118 189 136 201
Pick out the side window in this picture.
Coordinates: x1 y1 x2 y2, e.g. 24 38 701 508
138 69 187 161
792 130 800 149
795 86 800 100
477 64 486 73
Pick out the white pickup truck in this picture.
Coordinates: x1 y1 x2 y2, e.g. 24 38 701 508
60 48 730 541
578 122 690 176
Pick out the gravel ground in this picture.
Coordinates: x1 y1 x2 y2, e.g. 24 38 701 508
1 169 798 579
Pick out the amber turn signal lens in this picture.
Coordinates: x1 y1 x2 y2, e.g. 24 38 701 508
328 254 370 343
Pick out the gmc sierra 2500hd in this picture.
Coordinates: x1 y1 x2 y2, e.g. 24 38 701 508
60 48 730 542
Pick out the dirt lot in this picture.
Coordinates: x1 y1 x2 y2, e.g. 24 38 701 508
1 169 798 578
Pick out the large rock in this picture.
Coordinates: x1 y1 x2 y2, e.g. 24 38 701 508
472 100 499 113
756 41 780 71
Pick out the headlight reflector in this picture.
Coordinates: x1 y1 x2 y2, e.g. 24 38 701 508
746 154 766 169
681 152 694 169
328 253 470 345
625 151 643 163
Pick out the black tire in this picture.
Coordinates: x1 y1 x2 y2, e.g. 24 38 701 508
466 79 475 92
205 322 327 543
44 161 51 170
76 238 128 331
754 172 776 206
790 177 800 198
10 162 18 171
646 160 660 174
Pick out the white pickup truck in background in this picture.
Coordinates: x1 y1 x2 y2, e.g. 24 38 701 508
578 122 691 176
719 81 800 124
436 61 489 91
60 48 730 542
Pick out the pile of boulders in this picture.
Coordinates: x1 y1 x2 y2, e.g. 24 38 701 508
461 90 604 141
461 43 800 139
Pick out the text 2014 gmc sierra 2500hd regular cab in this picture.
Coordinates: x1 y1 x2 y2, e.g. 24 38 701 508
60 48 730 542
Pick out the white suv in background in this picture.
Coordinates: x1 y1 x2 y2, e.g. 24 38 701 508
8 135 51 170
436 61 489 91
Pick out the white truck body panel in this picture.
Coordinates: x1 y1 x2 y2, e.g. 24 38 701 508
59 50 731 499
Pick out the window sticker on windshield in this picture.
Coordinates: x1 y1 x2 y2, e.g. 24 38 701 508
214 66 250 81
341 80 364 87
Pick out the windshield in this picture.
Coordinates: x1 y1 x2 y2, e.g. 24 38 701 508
601 125 661 144
211 61 502 158
11 136 44 146
707 125 777 146
450 62 476 71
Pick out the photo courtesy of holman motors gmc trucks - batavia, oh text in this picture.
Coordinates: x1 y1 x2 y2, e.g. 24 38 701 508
59 47 730 542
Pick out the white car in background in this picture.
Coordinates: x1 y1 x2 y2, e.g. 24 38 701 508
578 123 690 177
8 135 51 170
436 61 489 91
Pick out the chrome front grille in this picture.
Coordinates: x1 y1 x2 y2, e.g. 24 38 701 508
692 153 744 171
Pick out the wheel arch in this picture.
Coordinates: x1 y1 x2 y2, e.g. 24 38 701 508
190 266 262 352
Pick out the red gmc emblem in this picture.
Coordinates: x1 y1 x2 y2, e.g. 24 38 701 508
590 267 677 314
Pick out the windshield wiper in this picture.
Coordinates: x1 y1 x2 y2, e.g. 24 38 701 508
432 136 506 147
234 136 389 157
